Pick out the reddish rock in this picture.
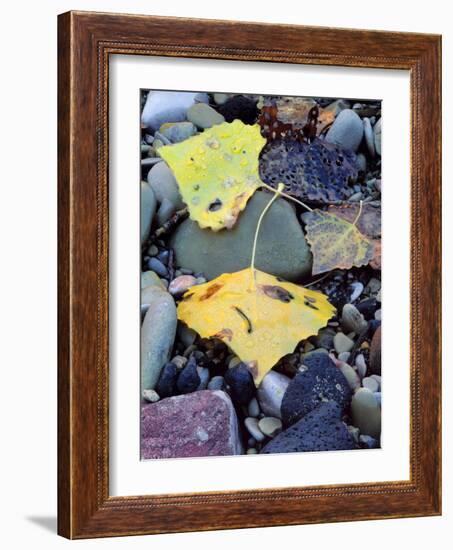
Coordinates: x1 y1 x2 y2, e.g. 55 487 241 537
369 326 381 374
141 390 242 459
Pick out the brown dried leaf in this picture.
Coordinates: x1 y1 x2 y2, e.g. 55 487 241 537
327 203 381 239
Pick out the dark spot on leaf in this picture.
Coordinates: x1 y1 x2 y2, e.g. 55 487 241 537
304 300 319 310
200 283 224 300
208 198 222 212
232 306 253 333
260 285 294 303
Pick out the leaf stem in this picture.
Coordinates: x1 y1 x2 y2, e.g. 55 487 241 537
305 272 331 288
352 200 363 226
250 183 284 282
259 182 313 212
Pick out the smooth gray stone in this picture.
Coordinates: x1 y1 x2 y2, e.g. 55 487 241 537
356 152 367 172
140 181 156 244
363 117 375 157
159 121 197 143
374 118 382 156
244 417 265 442
156 198 176 226
213 93 230 105
141 270 165 290
187 103 225 129
256 371 291 419
208 376 225 391
196 366 210 390
326 109 364 152
341 303 368 334
141 289 177 391
333 332 354 354
247 397 260 417
351 388 381 439
258 417 282 438
141 90 209 131
177 323 197 348
141 157 164 167
147 161 185 209
148 257 168 277
170 191 313 281
153 131 172 145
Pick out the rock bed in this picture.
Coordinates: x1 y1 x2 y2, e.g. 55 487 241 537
140 90 382 459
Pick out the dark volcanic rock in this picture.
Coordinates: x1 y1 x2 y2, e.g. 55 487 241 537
141 390 242 459
156 362 178 398
217 95 259 125
176 355 200 394
261 402 356 454
224 363 256 405
281 354 352 426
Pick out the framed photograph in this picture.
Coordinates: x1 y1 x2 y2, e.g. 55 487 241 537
58 11 441 538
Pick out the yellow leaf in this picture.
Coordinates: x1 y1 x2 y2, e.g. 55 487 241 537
303 209 374 275
178 268 335 386
158 120 266 231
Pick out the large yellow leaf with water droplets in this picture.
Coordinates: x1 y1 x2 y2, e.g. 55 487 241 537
158 120 266 231
178 268 335 386
303 210 375 275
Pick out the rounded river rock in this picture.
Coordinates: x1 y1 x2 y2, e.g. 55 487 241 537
170 191 313 281
141 288 177 392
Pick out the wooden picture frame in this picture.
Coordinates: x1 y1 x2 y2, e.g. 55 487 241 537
58 10 442 539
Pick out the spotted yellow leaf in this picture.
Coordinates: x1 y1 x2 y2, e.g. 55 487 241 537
303 209 374 275
178 268 335 386
158 120 266 231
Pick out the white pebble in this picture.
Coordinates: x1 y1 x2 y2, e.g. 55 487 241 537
349 282 364 302
355 354 367 378
347 425 360 443
338 351 351 363
248 397 260 418
244 417 265 442
338 362 361 391
257 370 290 418
258 417 282 438
334 332 354 354
370 374 381 390
362 376 379 393
351 388 381 438
341 303 367 334
142 389 160 403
